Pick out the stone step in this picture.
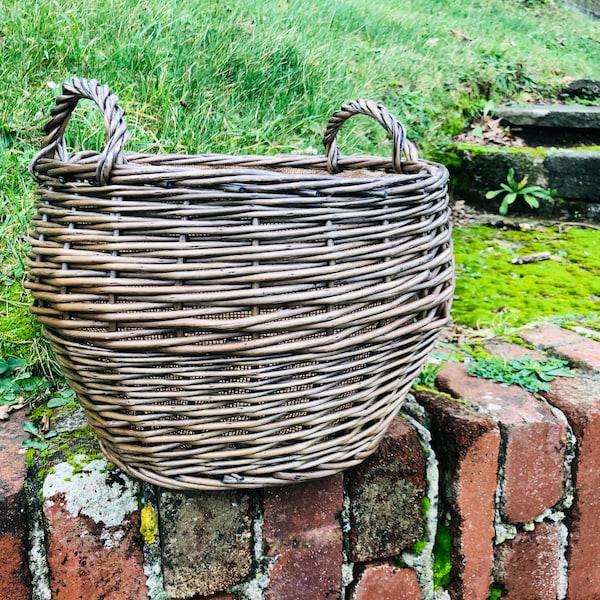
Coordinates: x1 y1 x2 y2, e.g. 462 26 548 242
561 78 600 99
452 97 600 213
449 144 600 219
493 104 600 130
564 0 600 19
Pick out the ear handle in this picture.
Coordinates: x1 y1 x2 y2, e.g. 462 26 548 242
323 99 418 174
29 78 128 184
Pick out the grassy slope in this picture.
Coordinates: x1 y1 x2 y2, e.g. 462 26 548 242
2 0 599 154
0 0 599 365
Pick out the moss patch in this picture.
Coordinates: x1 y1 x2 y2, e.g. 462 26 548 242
452 224 600 328
452 142 552 158
433 524 452 589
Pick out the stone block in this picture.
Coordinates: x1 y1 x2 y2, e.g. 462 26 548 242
494 521 562 600
264 542 343 600
42 456 147 599
493 104 600 129
542 374 600 600
562 78 600 98
350 563 421 600
159 489 253 599
0 411 31 600
345 417 427 562
416 391 500 600
449 145 545 208
263 474 343 600
521 324 587 349
545 150 600 202
448 143 600 215
437 362 567 523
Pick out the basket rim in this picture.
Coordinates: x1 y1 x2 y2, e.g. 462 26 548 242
32 150 448 187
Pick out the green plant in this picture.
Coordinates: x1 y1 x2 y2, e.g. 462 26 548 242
489 584 505 600
433 524 452 589
0 356 49 407
404 495 432 554
20 386 75 450
465 354 572 393
22 418 58 451
413 353 447 389
452 225 600 329
47 387 76 408
413 346 463 390
485 168 556 215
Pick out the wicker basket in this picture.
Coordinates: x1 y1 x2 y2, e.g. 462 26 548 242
28 78 454 490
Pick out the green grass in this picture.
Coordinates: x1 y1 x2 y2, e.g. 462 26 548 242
2 0 599 154
1 0 599 372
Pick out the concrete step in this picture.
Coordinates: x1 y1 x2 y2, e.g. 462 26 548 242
493 104 600 129
564 0 600 19
448 144 600 220
449 99 600 218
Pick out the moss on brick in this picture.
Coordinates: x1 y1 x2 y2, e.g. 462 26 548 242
433 524 452 589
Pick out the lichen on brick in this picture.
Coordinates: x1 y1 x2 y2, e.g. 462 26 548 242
140 502 159 545
42 455 139 530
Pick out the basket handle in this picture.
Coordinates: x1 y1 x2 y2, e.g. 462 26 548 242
322 99 418 174
29 78 129 185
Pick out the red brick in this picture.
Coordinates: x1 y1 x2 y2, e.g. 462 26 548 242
520 324 582 348
521 325 600 371
542 374 600 600
494 521 562 600
483 339 545 361
42 458 147 600
263 474 343 600
351 563 421 600
159 490 253 598
437 362 567 523
265 543 343 600
416 391 499 600
345 417 427 562
0 411 31 600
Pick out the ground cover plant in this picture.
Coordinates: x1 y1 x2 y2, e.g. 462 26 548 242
452 223 600 328
1 0 599 385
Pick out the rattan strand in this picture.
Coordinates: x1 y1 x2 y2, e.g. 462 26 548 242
28 78 454 489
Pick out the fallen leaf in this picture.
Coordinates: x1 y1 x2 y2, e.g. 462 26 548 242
451 29 472 41
41 412 51 433
0 402 25 420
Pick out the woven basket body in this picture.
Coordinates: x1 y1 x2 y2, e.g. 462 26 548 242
28 79 454 490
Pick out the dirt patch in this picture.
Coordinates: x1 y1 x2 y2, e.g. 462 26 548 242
454 117 526 148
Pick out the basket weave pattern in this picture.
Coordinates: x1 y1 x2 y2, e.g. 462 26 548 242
28 79 453 490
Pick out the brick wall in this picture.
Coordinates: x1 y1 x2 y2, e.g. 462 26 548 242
2 324 600 600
